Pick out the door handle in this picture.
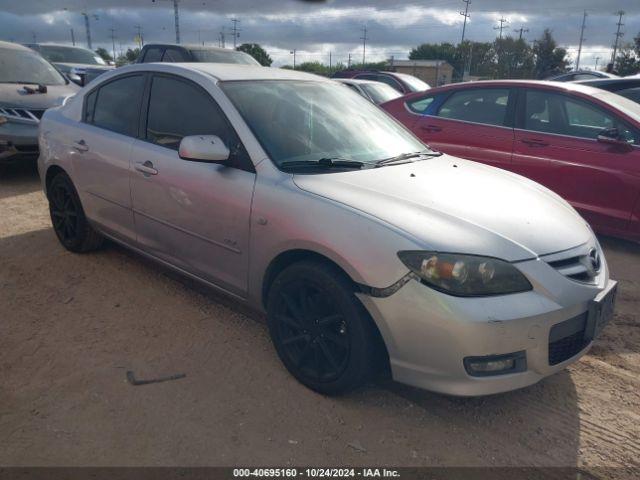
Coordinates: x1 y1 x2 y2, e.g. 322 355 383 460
521 138 549 147
420 124 442 133
73 139 89 152
135 161 158 176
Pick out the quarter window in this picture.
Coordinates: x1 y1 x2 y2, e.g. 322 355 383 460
407 96 435 114
437 89 510 126
90 75 145 137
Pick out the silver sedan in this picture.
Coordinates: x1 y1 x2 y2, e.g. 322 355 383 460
38 63 617 396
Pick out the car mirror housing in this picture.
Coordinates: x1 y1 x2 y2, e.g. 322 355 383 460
178 135 230 163
596 128 629 147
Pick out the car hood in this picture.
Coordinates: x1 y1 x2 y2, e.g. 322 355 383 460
292 155 593 262
0 83 79 109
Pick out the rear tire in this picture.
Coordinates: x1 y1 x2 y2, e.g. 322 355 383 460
267 260 378 395
48 172 103 253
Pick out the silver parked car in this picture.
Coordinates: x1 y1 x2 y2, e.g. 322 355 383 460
25 44 114 86
38 63 617 396
334 78 402 105
1 41 79 166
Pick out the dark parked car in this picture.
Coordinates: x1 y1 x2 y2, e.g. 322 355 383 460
136 44 260 65
25 44 113 86
546 70 618 82
381 80 640 243
331 70 429 94
575 77 640 104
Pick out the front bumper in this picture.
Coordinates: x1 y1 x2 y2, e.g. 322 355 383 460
357 244 613 396
0 122 39 163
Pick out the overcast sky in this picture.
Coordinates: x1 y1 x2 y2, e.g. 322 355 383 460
1 0 639 68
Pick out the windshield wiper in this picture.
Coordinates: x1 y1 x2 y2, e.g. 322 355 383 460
375 150 442 167
280 157 365 170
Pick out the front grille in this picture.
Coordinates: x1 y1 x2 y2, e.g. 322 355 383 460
548 313 589 365
0 107 45 124
543 247 601 284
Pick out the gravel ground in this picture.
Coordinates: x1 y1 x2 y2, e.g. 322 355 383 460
1 164 639 476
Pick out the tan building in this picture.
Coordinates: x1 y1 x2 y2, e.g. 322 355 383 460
389 59 454 86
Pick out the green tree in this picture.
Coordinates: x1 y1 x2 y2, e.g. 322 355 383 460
409 41 495 80
115 48 141 67
614 43 639 76
492 36 535 79
236 43 272 66
94 47 112 63
532 29 570 79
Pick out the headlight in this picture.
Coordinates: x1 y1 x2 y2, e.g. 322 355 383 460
398 251 532 297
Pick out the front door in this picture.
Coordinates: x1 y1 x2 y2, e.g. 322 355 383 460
512 88 640 235
412 87 516 170
130 74 256 296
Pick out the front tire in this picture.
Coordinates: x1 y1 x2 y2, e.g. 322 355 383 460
48 172 103 253
267 260 378 395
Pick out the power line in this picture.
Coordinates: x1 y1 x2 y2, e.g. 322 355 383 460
459 0 471 44
493 16 508 40
575 10 587 70
611 10 625 64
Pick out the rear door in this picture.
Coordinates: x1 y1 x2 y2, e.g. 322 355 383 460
72 73 146 241
411 87 516 170
512 87 640 234
130 73 256 296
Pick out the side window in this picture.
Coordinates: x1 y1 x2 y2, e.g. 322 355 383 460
91 75 145 137
524 90 626 140
161 48 189 62
145 75 251 169
437 88 510 126
84 90 97 122
407 96 435 114
143 47 163 62
376 75 403 93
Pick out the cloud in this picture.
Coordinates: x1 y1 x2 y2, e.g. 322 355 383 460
0 0 638 68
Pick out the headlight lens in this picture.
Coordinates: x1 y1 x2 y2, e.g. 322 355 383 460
398 251 532 296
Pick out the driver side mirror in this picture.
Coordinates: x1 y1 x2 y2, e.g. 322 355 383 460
178 135 230 163
597 128 629 147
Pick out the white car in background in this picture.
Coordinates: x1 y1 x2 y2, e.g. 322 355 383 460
334 78 402 105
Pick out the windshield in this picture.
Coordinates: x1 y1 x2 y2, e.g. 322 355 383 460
0 47 66 85
191 49 259 65
395 72 430 92
221 80 427 168
361 82 402 104
38 45 106 65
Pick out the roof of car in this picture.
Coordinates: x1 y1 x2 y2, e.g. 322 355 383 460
397 79 607 102
334 78 383 85
0 40 33 51
109 62 330 83
574 77 640 87
143 43 240 52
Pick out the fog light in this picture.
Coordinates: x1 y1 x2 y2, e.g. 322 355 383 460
464 351 526 377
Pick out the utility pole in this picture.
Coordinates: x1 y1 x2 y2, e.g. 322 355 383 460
134 24 144 46
32 32 37 43
360 25 368 66
70 28 75 46
494 16 508 39
513 26 529 40
82 12 92 49
219 27 226 48
611 10 625 64
231 18 240 48
290 49 296 69
348 53 352 69
595 56 601 70
109 28 117 65
151 0 180 43
575 10 587 70
329 51 332 70
460 0 471 44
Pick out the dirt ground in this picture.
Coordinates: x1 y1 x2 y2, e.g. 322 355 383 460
1 164 639 476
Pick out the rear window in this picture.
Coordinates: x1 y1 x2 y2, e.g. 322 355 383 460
438 88 509 126
191 49 259 65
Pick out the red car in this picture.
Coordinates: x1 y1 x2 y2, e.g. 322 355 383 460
382 80 640 242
